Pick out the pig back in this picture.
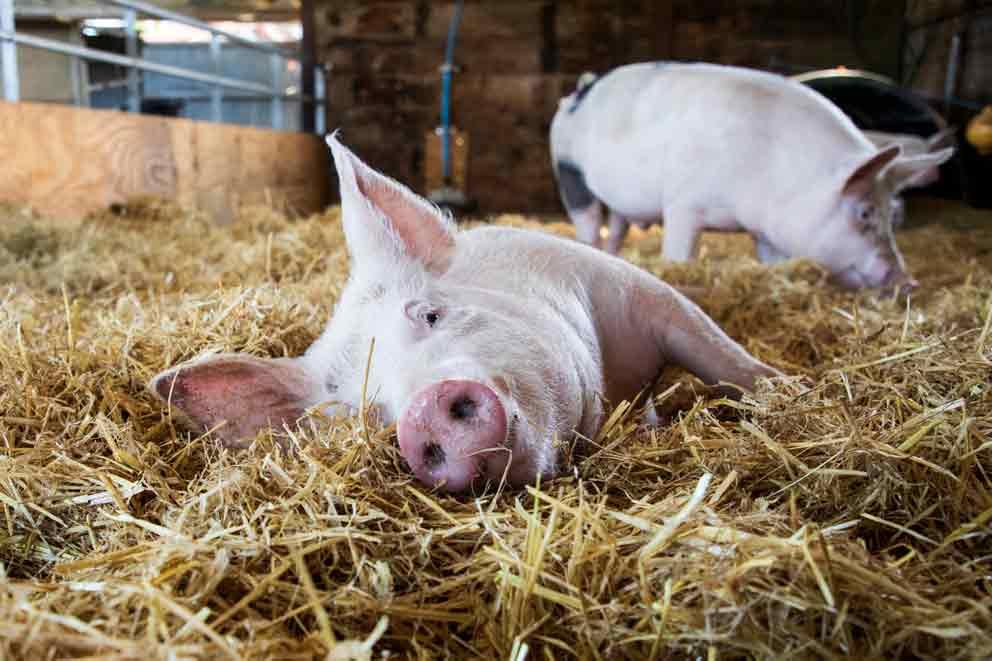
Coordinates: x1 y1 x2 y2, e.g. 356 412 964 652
568 63 877 224
450 226 672 406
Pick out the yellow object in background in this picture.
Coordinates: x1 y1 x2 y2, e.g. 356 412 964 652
966 106 992 155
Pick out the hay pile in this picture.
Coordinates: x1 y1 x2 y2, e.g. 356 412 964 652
1 197 990 659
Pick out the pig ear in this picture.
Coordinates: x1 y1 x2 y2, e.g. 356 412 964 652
842 145 902 198
327 134 455 274
885 147 954 192
150 354 322 447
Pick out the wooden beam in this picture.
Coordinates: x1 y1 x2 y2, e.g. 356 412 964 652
300 0 317 133
0 102 330 222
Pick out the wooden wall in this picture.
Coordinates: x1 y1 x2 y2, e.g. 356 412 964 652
904 0 992 107
0 102 331 222
319 1 906 213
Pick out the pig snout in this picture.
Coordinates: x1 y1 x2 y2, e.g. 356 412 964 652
884 271 919 298
868 253 917 296
397 380 509 493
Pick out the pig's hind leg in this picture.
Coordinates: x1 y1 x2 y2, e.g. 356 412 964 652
557 160 604 249
570 201 605 249
605 211 630 254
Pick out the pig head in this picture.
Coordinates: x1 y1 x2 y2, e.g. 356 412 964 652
150 137 780 494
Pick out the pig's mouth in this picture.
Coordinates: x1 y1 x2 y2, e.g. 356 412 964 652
833 266 868 290
834 263 916 295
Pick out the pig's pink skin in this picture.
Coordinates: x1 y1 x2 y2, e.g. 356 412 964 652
150 137 780 494
551 63 953 290
397 380 509 492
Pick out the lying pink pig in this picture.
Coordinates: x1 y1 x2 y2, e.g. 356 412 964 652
150 137 780 494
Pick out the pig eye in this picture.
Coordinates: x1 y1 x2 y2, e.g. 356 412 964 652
404 301 443 329
854 204 875 231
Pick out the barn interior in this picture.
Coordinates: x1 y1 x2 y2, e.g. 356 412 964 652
1 1 991 659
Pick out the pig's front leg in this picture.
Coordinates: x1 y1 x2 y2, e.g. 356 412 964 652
754 235 789 264
633 275 781 394
570 200 605 249
605 211 630 255
660 207 702 261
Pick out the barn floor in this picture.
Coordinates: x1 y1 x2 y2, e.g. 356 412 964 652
1 196 990 659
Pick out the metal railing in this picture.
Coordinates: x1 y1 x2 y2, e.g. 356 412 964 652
0 0 325 133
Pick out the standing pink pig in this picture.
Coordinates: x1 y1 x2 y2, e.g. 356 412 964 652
150 137 779 494
550 63 952 290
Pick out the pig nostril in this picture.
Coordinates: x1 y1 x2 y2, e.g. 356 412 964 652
423 442 446 468
449 396 477 421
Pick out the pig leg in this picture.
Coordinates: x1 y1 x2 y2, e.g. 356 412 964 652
556 160 604 249
629 278 781 394
605 211 630 255
660 208 702 261
754 236 788 264
570 201 605 249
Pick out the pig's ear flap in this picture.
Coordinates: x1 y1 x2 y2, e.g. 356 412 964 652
150 354 322 447
327 134 455 274
885 147 954 193
842 145 901 198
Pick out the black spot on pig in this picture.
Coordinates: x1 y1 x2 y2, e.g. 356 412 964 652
568 72 600 114
555 161 595 211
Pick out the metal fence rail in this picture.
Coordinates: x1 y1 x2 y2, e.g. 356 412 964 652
0 0 325 133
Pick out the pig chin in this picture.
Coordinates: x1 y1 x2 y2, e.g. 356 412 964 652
834 258 909 291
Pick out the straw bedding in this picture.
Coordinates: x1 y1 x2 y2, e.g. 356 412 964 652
0 196 990 659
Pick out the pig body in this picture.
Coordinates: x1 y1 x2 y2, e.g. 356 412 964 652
551 63 952 289
150 137 779 494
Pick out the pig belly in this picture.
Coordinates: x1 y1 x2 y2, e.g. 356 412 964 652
586 165 666 220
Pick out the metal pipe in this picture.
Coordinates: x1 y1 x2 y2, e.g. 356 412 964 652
124 7 140 112
944 32 961 116
440 0 464 182
210 35 222 122
0 0 325 135
103 0 298 59
0 0 17 101
270 52 283 130
0 29 275 95
314 65 325 135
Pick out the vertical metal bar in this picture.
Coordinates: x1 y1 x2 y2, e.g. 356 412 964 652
69 53 82 105
0 0 19 102
269 51 283 130
944 32 961 116
314 65 325 135
210 35 222 122
124 8 140 112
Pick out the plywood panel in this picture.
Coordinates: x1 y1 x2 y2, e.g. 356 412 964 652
0 102 330 221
